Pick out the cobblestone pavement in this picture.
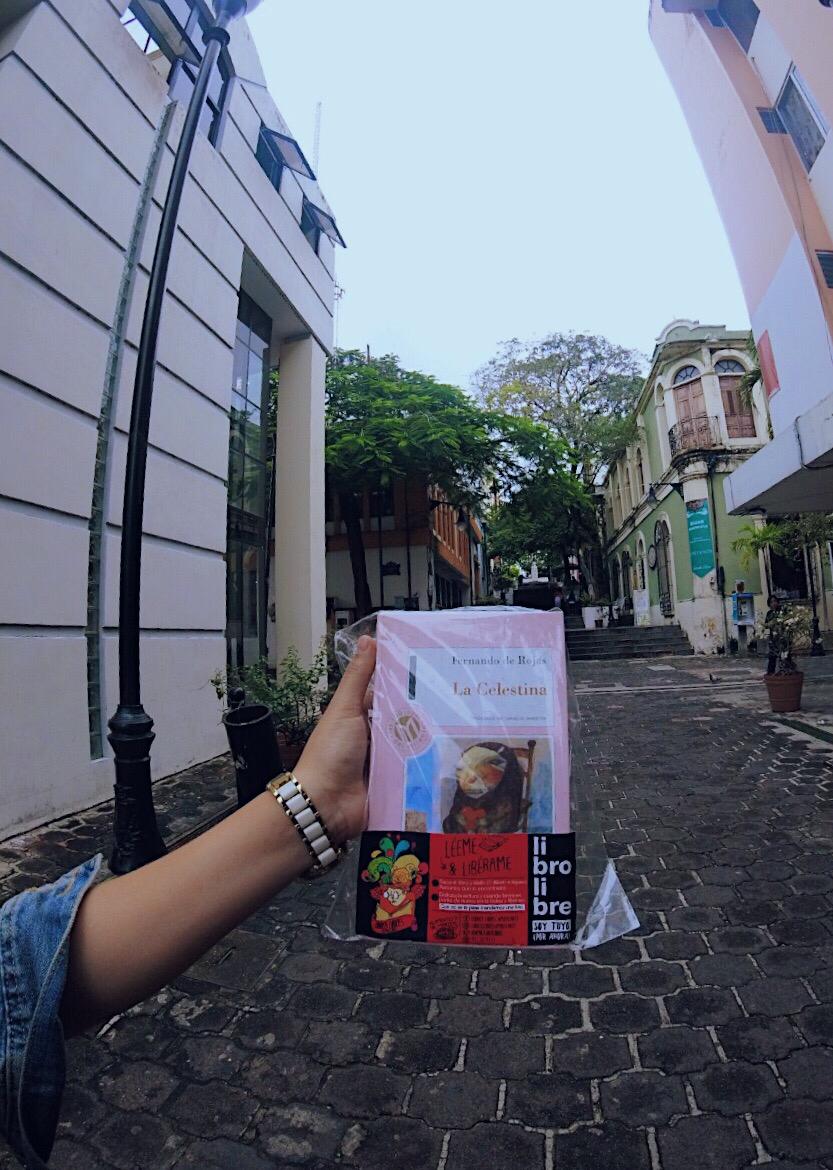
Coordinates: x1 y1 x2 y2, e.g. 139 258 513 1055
2 657 833 1169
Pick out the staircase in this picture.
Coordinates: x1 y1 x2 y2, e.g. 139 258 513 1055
565 621 693 661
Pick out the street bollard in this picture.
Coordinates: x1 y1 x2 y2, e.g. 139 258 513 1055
222 701 283 808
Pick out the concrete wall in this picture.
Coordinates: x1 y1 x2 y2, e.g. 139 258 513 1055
0 0 336 836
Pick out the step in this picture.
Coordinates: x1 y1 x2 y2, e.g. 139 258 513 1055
568 646 694 661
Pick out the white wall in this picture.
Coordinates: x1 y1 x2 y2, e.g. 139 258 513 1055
0 0 336 837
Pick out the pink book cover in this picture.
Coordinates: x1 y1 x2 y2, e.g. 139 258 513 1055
367 608 570 836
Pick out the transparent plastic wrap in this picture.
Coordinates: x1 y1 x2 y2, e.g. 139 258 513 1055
325 607 637 950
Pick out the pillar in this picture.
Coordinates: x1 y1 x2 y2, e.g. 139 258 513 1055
274 334 327 668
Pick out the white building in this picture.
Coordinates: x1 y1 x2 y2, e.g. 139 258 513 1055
0 0 343 836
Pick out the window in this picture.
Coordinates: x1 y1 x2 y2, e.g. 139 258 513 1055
369 481 394 519
673 365 700 385
636 449 645 496
122 1 231 147
300 198 320 253
255 125 285 194
776 67 829 173
625 467 633 511
227 291 273 669
817 251 833 289
717 358 756 437
716 0 759 52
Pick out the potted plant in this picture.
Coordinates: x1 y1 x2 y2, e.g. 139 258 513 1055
212 639 330 770
762 603 812 712
594 598 611 628
580 592 597 630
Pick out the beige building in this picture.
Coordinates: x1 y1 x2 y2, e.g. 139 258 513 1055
650 0 833 515
0 0 342 836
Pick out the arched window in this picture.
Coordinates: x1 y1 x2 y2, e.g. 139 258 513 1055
717 358 756 438
655 519 674 617
636 537 646 590
636 449 645 496
673 365 700 385
621 550 633 600
615 480 622 526
625 467 633 511
611 557 621 600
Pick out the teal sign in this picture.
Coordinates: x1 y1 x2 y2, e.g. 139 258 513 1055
686 500 715 577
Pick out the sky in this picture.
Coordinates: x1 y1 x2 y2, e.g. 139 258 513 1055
248 0 750 389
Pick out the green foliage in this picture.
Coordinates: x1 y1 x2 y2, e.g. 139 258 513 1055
487 468 596 573
732 514 833 569
473 332 645 485
211 640 330 746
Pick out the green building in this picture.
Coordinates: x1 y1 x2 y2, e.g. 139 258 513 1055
601 320 774 654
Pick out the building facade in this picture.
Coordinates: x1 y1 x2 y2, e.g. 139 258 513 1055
602 322 774 653
326 480 485 623
0 0 342 836
649 0 833 515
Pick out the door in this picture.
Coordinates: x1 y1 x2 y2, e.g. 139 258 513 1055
674 376 708 450
655 520 674 617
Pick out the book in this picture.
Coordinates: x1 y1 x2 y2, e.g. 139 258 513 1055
354 608 575 947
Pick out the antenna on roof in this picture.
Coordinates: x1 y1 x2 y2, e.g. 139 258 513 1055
313 101 322 173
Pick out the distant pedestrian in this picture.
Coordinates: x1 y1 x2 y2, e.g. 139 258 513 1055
764 594 781 674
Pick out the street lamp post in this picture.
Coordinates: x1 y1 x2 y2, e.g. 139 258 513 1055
108 0 263 874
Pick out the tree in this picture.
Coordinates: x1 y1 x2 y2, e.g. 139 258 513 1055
487 469 596 582
326 351 568 616
472 332 645 486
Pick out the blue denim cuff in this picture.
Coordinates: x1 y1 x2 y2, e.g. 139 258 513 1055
1 855 102 1168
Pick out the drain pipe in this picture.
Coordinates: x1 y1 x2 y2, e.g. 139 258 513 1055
706 455 730 653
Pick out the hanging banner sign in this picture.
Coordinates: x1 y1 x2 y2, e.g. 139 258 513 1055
632 588 651 626
686 500 715 578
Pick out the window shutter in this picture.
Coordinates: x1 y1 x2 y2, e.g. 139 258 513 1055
758 108 785 134
817 251 833 289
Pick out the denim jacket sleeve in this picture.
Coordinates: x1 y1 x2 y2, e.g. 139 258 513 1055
1 856 101 1168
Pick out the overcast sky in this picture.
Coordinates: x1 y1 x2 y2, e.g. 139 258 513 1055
248 0 749 388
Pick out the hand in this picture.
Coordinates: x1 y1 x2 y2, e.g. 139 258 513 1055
294 635 376 845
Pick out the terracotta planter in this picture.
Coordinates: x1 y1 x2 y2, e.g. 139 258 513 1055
764 671 804 713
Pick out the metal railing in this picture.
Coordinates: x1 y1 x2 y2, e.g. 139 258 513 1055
668 414 720 456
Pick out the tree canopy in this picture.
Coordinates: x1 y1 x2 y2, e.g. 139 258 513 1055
472 331 645 485
487 469 596 577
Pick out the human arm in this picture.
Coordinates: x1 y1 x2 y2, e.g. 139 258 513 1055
58 635 376 1037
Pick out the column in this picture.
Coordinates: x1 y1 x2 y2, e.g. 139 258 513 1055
274 334 327 667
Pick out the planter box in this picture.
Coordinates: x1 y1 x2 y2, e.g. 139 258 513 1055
582 606 599 630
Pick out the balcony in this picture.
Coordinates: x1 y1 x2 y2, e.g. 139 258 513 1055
668 414 720 457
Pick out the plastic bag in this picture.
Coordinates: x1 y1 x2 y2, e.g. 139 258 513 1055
326 607 637 950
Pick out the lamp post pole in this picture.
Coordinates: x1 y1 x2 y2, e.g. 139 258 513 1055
108 0 261 874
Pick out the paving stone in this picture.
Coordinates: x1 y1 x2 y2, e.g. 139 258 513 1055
238 1051 326 1101
755 1100 833 1161
173 1036 245 1082
769 918 831 947
230 1007 308 1052
187 930 276 991
279 952 341 984
466 1031 546 1078
286 982 359 1022
165 1081 258 1140
99 1061 179 1111
580 936 642 965
552 1031 633 1078
683 883 739 907
618 959 688 995
755 946 823 978
638 1025 719 1073
402 963 472 998
298 1019 379 1066
588 993 661 1034
90 1111 183 1169
505 1073 593 1126
355 990 428 1030
738 976 813 1017
381 1028 460 1073
341 1117 443 1167
644 931 708 960
555 1122 651 1169
665 986 742 1026
777 1046 833 1101
175 1138 274 1169
166 996 237 1034
690 1060 783 1116
103 1013 181 1062
408 1070 498 1128
477 965 544 1000
446 1122 545 1168
510 996 583 1035
658 1115 757 1170
629 886 684 912
603 1070 688 1126
548 963 617 998
253 1103 346 1165
319 1064 409 1118
708 926 771 954
54 1082 107 1140
448 947 510 967
718 1016 804 1062
795 1004 833 1045
667 905 727 931
725 899 783 926
689 953 760 987
337 957 404 991
434 994 505 1035
808 968 833 1002
48 1139 115 1170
